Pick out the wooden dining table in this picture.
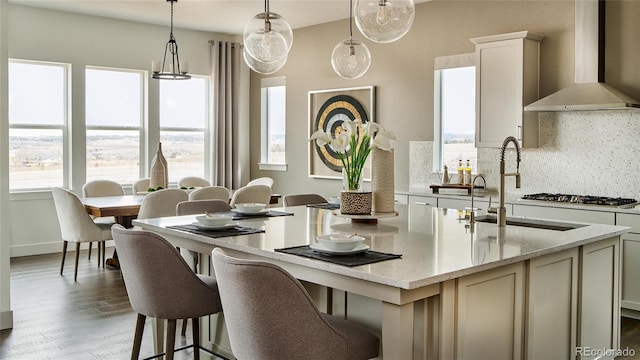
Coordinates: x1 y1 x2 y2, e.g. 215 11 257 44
82 194 145 228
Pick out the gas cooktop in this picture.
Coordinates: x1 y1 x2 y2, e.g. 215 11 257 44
521 193 638 207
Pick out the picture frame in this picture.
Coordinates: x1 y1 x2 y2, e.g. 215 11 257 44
308 86 376 180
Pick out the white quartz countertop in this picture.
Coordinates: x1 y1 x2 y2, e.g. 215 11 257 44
133 204 629 291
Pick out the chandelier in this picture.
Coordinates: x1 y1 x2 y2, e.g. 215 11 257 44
152 0 190 80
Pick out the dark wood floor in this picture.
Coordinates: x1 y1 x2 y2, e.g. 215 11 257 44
1 249 639 359
0 250 221 360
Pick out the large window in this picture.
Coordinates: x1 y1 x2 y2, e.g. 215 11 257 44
85 67 144 184
259 77 286 170
159 76 209 183
434 54 477 177
9 60 69 191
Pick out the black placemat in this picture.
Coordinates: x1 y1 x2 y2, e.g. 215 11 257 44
307 203 341 210
275 245 402 267
231 210 294 220
168 224 265 238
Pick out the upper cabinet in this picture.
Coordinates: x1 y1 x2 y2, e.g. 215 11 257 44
471 31 544 148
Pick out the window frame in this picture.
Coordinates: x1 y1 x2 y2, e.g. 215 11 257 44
8 59 71 192
158 74 211 183
433 53 476 173
85 65 147 184
259 76 287 171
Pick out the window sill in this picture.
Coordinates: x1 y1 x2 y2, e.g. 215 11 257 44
258 163 288 172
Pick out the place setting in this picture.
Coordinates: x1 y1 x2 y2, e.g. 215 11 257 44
275 232 402 267
168 212 265 238
230 203 294 220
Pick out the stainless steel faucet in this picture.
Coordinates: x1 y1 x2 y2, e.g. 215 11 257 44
468 174 487 225
497 136 521 227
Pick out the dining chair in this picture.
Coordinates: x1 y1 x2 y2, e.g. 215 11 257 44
247 176 274 189
137 189 189 220
211 248 380 360
176 199 232 216
178 176 210 189
112 225 227 360
229 185 272 208
51 188 113 281
188 186 230 202
175 199 232 336
82 180 125 261
284 193 327 207
131 178 150 195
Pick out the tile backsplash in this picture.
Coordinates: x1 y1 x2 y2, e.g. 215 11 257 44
411 110 640 199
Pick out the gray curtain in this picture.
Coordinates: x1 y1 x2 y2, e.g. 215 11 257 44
211 41 245 190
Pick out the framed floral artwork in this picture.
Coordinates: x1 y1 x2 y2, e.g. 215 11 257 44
308 86 376 180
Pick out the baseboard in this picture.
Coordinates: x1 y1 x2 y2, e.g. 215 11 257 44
10 241 115 258
621 308 640 320
0 310 13 330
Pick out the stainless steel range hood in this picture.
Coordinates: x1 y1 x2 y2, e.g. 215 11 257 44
524 0 640 111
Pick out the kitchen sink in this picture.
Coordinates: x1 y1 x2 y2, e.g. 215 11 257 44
474 215 587 231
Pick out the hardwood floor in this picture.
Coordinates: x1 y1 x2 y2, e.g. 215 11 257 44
1 250 639 359
0 250 222 360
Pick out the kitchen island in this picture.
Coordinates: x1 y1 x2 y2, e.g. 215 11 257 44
133 204 629 359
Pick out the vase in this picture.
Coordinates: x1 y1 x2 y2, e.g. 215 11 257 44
371 148 395 213
149 142 168 189
342 167 363 192
340 190 372 215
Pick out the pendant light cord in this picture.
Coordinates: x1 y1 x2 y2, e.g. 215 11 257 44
170 0 175 37
349 0 353 40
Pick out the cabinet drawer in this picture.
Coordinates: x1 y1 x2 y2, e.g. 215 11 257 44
394 194 409 205
617 213 640 233
408 195 437 207
513 204 614 225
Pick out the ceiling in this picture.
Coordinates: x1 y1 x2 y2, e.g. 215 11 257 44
9 0 428 35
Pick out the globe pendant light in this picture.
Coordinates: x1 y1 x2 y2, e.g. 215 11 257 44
331 0 371 79
243 0 293 66
355 0 415 43
243 48 288 75
152 0 190 80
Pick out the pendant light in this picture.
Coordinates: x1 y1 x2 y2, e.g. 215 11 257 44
355 0 415 43
243 48 288 75
152 0 190 80
331 0 371 79
243 0 293 67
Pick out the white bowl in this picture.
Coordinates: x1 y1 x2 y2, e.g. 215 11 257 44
317 234 365 252
195 214 233 227
235 203 267 213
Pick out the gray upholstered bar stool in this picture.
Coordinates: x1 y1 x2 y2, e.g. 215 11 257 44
212 248 380 360
112 225 227 360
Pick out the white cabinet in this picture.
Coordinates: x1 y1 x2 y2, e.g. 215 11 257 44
394 193 408 205
580 237 621 359
454 262 525 360
471 31 544 148
617 213 640 313
527 248 579 359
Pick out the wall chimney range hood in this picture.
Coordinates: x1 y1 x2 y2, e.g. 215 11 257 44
524 0 640 111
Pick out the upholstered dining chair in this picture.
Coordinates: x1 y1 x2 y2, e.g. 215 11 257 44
112 225 226 360
229 185 272 208
211 248 380 360
188 186 230 202
178 176 211 189
136 189 188 221
246 176 274 189
131 178 150 195
283 193 328 207
51 187 113 281
82 179 124 261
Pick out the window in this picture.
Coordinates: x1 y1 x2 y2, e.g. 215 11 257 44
159 76 209 183
259 77 287 171
434 54 477 175
9 60 69 191
86 67 144 184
